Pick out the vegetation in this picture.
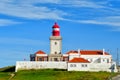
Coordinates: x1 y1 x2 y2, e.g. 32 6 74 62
0 66 15 72
0 66 15 80
14 69 118 80
0 67 119 80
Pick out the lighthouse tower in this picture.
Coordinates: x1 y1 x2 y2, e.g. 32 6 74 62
49 22 62 61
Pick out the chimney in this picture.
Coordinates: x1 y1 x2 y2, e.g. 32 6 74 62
103 48 105 55
78 49 81 57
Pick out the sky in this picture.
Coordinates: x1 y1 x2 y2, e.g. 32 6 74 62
0 0 120 68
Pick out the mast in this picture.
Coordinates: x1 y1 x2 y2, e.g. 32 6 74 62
117 48 119 66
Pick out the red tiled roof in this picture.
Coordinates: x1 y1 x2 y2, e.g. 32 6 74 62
67 50 78 54
35 50 46 54
69 58 90 63
66 50 109 55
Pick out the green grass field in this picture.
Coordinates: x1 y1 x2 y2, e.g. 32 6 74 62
0 66 118 80
13 70 111 80
0 72 10 80
0 66 15 80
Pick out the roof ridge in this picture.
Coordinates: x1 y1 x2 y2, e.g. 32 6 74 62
35 50 46 54
69 57 90 63
66 50 110 55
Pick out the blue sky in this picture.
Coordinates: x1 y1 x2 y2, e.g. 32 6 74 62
0 0 120 68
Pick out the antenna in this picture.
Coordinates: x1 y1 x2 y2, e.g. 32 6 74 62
117 48 119 66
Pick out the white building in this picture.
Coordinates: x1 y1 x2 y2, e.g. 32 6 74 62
67 50 117 72
16 22 117 72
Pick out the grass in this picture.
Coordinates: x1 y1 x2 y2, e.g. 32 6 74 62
13 69 116 80
0 66 15 72
0 72 10 80
0 66 15 80
0 67 119 80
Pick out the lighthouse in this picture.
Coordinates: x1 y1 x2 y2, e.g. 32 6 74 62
49 22 62 61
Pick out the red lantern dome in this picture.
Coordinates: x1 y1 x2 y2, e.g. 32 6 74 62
52 22 60 36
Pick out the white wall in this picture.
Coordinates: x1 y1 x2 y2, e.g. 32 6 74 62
16 61 67 72
69 54 80 60
80 55 112 63
81 55 111 59
68 63 90 71
89 63 111 72
68 62 118 72
16 61 118 72
36 54 48 56
68 54 112 63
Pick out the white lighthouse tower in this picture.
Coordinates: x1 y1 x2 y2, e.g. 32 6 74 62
49 22 62 61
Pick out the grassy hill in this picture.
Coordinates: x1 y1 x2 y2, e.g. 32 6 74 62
0 66 15 72
0 66 118 80
0 66 15 80
14 70 113 80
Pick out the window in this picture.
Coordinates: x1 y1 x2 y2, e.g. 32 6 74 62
54 52 57 54
97 58 101 63
70 64 76 67
38 58 42 61
55 42 57 45
54 58 58 61
107 59 109 63
81 64 84 67
103 59 105 62
81 64 87 67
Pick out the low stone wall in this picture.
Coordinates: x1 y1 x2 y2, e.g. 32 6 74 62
67 63 118 72
89 62 118 72
89 63 111 72
16 61 118 72
16 61 67 72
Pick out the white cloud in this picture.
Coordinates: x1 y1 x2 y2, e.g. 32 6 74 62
0 0 108 20
0 19 19 26
0 0 66 20
77 16 120 28
0 0 120 29
19 0 60 4
59 0 105 8
78 16 120 27
79 20 120 26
